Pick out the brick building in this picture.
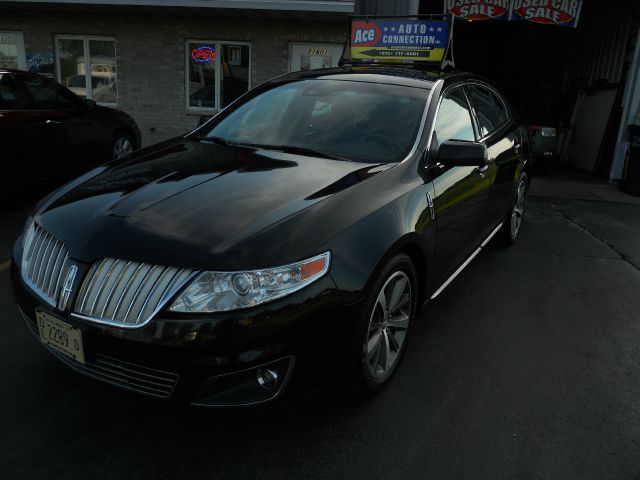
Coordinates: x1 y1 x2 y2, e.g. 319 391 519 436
0 0 354 146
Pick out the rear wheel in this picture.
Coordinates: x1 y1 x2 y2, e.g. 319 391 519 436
500 172 529 245
347 254 418 394
112 132 134 160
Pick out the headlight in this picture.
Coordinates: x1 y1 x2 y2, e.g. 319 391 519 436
540 127 557 137
169 252 331 313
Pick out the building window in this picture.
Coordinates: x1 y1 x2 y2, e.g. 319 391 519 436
186 40 250 112
55 36 117 105
0 31 26 70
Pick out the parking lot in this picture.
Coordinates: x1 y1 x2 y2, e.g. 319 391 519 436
1 171 640 480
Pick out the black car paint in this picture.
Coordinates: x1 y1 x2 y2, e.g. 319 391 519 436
0 69 141 193
11 67 529 405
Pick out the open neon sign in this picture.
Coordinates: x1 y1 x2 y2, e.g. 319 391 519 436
191 46 216 63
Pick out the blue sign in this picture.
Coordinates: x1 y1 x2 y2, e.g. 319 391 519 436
350 18 450 62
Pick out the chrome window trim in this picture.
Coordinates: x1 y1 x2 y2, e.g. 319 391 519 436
71 269 199 329
463 81 512 141
398 78 442 165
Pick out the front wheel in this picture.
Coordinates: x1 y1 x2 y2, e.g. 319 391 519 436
346 254 418 394
500 171 529 245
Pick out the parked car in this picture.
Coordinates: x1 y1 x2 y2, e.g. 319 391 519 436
0 69 140 194
11 66 530 407
531 123 558 164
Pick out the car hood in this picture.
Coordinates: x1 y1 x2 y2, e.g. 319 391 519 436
35 138 386 269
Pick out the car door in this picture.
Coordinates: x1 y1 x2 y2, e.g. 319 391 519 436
15 73 103 171
465 83 522 238
427 84 493 291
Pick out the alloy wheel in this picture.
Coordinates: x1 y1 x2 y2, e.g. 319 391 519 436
113 137 133 160
510 178 528 238
365 271 412 379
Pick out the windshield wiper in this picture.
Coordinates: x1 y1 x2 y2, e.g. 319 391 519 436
190 135 232 146
243 143 350 161
190 137 350 161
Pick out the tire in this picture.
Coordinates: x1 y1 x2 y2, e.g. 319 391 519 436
499 171 529 246
346 253 418 394
112 132 135 161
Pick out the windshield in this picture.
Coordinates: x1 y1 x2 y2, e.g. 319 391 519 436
198 79 429 163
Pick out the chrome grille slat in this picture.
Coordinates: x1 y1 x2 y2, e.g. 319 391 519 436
100 261 132 318
135 267 174 325
122 264 155 323
21 223 70 307
44 241 63 295
73 258 196 328
111 262 144 320
89 258 118 316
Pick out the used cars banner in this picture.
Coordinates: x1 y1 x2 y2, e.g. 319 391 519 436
350 18 450 62
445 0 583 27
510 0 583 27
445 0 510 21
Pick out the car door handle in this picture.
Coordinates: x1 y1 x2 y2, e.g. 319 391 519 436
475 165 489 176
46 119 62 125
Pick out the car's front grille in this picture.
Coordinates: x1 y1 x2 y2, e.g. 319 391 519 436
73 258 196 328
21 222 71 308
20 308 179 398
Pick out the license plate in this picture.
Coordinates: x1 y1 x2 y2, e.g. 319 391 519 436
36 311 85 364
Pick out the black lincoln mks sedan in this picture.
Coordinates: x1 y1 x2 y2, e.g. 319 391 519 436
11 66 530 407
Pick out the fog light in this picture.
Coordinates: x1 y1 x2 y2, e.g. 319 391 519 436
256 368 279 389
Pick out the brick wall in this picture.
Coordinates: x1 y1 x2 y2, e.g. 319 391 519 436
1 11 346 146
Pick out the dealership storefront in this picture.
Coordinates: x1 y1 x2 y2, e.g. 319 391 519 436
0 0 353 146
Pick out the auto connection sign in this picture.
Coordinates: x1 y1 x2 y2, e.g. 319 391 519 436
350 18 449 62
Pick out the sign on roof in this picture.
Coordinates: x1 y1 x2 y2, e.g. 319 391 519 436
350 18 450 63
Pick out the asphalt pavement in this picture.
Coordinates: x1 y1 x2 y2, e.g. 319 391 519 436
1 177 640 479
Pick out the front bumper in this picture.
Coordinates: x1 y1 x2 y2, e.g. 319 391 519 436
11 250 358 407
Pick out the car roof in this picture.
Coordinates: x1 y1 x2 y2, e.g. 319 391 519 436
0 68 44 77
271 65 484 90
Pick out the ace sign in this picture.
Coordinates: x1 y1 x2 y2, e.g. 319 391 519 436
350 17 450 63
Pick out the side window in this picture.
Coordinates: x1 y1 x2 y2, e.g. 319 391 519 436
0 74 30 110
16 74 78 110
466 85 509 137
434 87 475 143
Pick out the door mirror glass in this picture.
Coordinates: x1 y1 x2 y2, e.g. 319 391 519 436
438 140 488 167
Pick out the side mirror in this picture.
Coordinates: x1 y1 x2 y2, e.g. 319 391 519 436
437 140 488 168
198 115 213 127
84 99 96 110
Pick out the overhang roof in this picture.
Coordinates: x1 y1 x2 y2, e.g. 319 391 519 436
0 0 354 12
